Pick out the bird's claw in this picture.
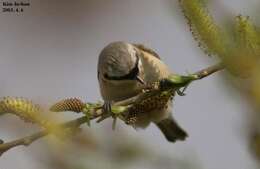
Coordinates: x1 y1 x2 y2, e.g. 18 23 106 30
98 101 118 130
176 85 189 96
177 89 186 96
97 101 112 123
102 101 112 115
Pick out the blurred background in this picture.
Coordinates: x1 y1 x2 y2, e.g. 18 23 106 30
0 0 259 169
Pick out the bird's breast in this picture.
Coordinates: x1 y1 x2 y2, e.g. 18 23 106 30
99 79 143 102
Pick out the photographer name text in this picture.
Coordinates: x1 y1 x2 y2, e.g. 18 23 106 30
2 1 30 13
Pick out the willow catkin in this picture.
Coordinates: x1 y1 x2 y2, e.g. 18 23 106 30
0 97 42 123
126 90 174 125
50 98 85 113
179 0 226 57
235 15 260 53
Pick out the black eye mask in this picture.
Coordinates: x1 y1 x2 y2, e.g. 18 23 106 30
104 56 140 81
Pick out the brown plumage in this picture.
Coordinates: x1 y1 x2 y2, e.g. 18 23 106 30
98 42 188 142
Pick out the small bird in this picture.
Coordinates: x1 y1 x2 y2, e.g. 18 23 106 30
97 41 187 142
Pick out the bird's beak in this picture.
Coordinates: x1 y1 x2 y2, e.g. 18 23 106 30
136 76 145 85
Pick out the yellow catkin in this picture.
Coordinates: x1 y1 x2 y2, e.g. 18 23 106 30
0 97 45 124
50 98 85 113
126 90 174 125
0 97 75 139
235 15 260 54
179 0 227 57
223 15 260 77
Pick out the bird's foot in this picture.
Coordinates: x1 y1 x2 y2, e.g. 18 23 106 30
102 101 112 115
176 85 189 96
97 101 112 123
97 101 118 130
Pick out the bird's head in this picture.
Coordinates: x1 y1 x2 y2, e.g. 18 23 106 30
98 41 145 84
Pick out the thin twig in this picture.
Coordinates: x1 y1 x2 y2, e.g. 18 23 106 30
0 62 224 156
0 131 47 156
0 115 100 156
192 62 225 80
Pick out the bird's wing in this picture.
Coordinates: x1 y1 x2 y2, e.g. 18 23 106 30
133 44 161 60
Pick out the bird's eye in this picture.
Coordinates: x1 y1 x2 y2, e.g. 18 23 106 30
104 73 109 79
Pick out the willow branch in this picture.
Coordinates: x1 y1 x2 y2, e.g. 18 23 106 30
0 62 224 156
0 115 100 156
192 62 225 80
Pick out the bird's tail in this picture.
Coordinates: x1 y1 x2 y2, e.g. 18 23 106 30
156 117 188 143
